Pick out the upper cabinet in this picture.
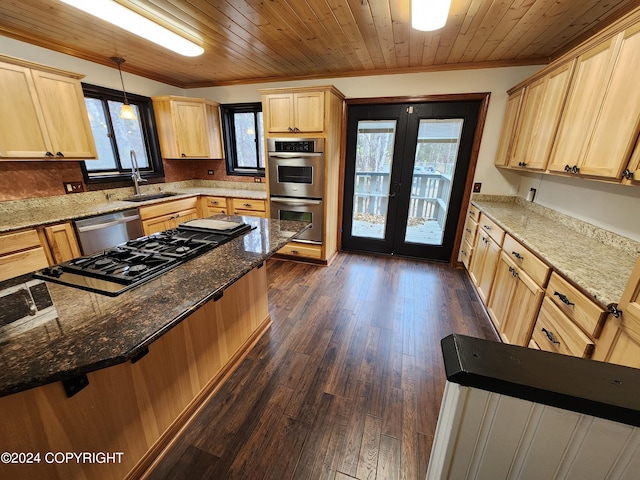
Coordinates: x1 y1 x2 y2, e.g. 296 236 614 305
0 55 97 160
261 89 327 134
496 11 640 185
152 96 224 159
509 61 574 172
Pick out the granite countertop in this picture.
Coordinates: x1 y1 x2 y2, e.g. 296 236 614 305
0 180 267 234
471 196 640 309
0 215 305 398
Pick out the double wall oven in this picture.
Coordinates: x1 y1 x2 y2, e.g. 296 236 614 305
268 138 324 244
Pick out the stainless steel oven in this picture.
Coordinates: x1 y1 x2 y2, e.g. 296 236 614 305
267 138 324 199
270 196 323 244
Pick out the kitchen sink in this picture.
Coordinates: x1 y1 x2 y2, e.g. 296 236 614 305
123 192 178 202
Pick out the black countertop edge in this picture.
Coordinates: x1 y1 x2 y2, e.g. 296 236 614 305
441 334 640 428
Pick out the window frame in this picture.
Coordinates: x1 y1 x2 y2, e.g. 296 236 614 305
80 83 164 184
220 102 265 177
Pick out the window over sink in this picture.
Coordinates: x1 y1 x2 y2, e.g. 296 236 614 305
81 83 164 184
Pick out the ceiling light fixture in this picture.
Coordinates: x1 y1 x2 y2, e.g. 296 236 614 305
111 57 137 120
60 0 204 57
411 0 452 32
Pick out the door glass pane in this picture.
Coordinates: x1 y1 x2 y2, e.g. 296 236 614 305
351 120 397 239
405 119 463 245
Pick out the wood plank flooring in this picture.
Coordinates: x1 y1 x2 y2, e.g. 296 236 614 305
147 253 498 479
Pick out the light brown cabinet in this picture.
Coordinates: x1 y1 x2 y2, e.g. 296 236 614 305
230 198 266 217
139 197 200 235
494 89 523 167
468 214 504 304
152 96 223 159
548 24 640 180
200 196 229 216
509 61 574 171
263 91 325 133
0 229 49 282
0 56 96 160
42 222 81 263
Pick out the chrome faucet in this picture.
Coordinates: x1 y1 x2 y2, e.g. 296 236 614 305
130 149 147 196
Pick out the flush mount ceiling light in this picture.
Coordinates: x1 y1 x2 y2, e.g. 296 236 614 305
411 0 452 32
60 0 204 57
111 57 137 120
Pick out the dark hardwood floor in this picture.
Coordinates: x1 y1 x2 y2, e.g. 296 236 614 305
147 252 498 480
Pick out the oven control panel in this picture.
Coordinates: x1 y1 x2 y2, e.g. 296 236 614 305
268 138 324 153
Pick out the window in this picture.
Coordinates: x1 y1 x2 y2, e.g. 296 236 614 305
221 103 265 176
81 84 164 183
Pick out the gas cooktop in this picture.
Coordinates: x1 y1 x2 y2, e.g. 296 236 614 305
34 221 252 296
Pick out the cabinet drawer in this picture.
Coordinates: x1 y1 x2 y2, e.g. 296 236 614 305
139 197 199 220
533 297 594 358
0 229 42 255
463 216 478 247
468 204 480 222
278 242 322 259
0 247 49 282
547 272 606 338
203 196 227 208
460 238 473 270
503 234 551 287
477 213 505 245
231 198 266 212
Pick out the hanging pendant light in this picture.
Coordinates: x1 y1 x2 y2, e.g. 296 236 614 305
111 57 137 120
411 0 452 32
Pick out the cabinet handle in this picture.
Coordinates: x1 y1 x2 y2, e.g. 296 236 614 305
553 291 574 306
243 203 252 207
45 151 55 157
508 266 519 278
607 303 622 318
518 161 527 167
290 249 299 254
465 228 472 233
210 201 219 205
483 225 491 230
622 169 634 180
571 165 580 174
288 127 294 132
511 251 523 260
294 127 300 133
564 164 571 172
181 153 186 157
541 328 561 345
56 151 65 157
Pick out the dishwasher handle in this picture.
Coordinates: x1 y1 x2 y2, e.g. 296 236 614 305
75 214 141 233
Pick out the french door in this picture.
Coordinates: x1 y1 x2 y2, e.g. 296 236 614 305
342 100 482 262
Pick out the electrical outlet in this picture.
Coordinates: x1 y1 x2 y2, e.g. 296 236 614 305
63 181 84 194
207 169 214 175
473 182 481 193
254 177 262 183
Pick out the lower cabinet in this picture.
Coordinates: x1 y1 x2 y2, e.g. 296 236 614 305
42 222 81 263
487 251 545 346
200 196 228 216
139 197 200 235
0 229 49 282
468 231 502 304
277 242 322 260
230 198 266 217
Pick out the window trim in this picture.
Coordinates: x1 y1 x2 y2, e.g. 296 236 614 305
80 83 164 184
220 102 265 177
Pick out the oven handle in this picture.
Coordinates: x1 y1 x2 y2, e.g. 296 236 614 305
268 152 323 159
76 215 141 233
270 197 322 205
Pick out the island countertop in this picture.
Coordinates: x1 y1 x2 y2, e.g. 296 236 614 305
0 216 305 398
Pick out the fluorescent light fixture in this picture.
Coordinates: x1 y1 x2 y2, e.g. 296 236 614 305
411 0 452 32
60 0 204 57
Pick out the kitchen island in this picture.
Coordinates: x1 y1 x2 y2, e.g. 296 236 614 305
0 215 306 480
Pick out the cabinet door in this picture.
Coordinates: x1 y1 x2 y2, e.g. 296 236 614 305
494 89 523 167
265 94 294 133
468 232 488 287
487 252 518 334
43 223 81 263
0 62 51 158
205 102 224 159
31 70 96 159
294 92 324 132
580 24 640 179
477 236 501 304
511 62 573 171
167 208 199 230
547 38 617 174
502 268 544 346
173 101 210 158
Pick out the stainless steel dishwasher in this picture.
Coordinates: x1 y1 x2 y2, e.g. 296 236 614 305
74 209 144 255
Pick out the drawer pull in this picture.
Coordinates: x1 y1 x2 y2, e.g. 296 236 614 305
210 201 219 205
607 303 622 318
290 250 299 254
542 328 561 345
508 266 519 278
243 203 252 207
466 228 472 233
511 251 523 260
553 291 574 306
483 225 491 230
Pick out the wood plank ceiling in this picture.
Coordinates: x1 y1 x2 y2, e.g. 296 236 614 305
0 0 638 88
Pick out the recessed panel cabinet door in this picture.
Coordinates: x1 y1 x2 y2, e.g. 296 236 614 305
173 101 210 157
31 70 97 158
494 89 523 167
0 62 51 158
580 23 640 179
547 38 617 174
294 91 324 132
